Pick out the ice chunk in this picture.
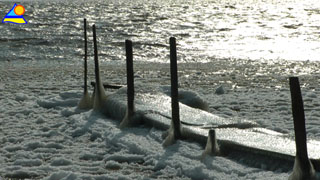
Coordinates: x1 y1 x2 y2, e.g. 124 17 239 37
50 158 72 166
105 154 144 164
13 159 42 167
105 160 122 170
215 85 225 95
15 93 28 101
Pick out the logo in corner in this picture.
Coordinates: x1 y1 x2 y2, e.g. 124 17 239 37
2 3 27 24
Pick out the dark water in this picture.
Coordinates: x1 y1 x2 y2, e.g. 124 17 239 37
0 0 319 63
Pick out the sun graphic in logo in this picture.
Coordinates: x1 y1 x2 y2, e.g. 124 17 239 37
14 5 25 16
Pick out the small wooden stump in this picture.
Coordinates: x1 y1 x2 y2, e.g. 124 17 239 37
201 129 220 160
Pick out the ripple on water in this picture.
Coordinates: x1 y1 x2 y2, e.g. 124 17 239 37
0 0 319 63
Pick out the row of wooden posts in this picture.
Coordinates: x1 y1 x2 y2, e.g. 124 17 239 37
84 18 206 147
84 18 310 159
122 30 183 142
82 20 183 133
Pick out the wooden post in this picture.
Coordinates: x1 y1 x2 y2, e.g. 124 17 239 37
83 18 88 94
92 24 101 94
77 18 92 109
201 129 220 160
289 77 312 171
170 37 181 139
91 24 107 111
208 129 217 153
126 40 134 119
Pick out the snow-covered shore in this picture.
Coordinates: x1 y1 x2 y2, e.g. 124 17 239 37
1 59 320 179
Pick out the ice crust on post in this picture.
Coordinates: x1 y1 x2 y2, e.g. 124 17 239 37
77 18 92 110
289 77 316 180
163 37 182 147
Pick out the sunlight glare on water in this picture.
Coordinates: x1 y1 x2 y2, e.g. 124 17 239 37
0 0 319 63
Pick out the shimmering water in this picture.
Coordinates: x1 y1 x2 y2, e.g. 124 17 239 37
0 0 319 63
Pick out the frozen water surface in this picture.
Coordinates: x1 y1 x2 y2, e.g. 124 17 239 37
1 60 320 179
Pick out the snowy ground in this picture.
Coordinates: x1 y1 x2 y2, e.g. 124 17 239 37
1 59 320 179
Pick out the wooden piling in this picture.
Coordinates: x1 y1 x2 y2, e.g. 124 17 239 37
201 129 220 160
126 40 134 119
92 25 101 94
289 77 311 171
77 18 92 110
170 37 181 139
208 129 218 153
83 18 88 93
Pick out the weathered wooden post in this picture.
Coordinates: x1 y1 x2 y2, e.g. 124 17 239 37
290 77 308 164
170 37 182 139
120 40 135 128
289 77 316 179
92 24 107 111
163 37 182 147
92 24 99 110
77 18 92 109
93 24 100 90
126 40 134 119
83 18 88 94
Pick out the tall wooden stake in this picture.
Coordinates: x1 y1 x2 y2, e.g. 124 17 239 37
170 37 181 139
77 18 92 110
83 18 88 94
92 24 101 95
91 24 107 111
126 40 134 119
289 77 312 171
